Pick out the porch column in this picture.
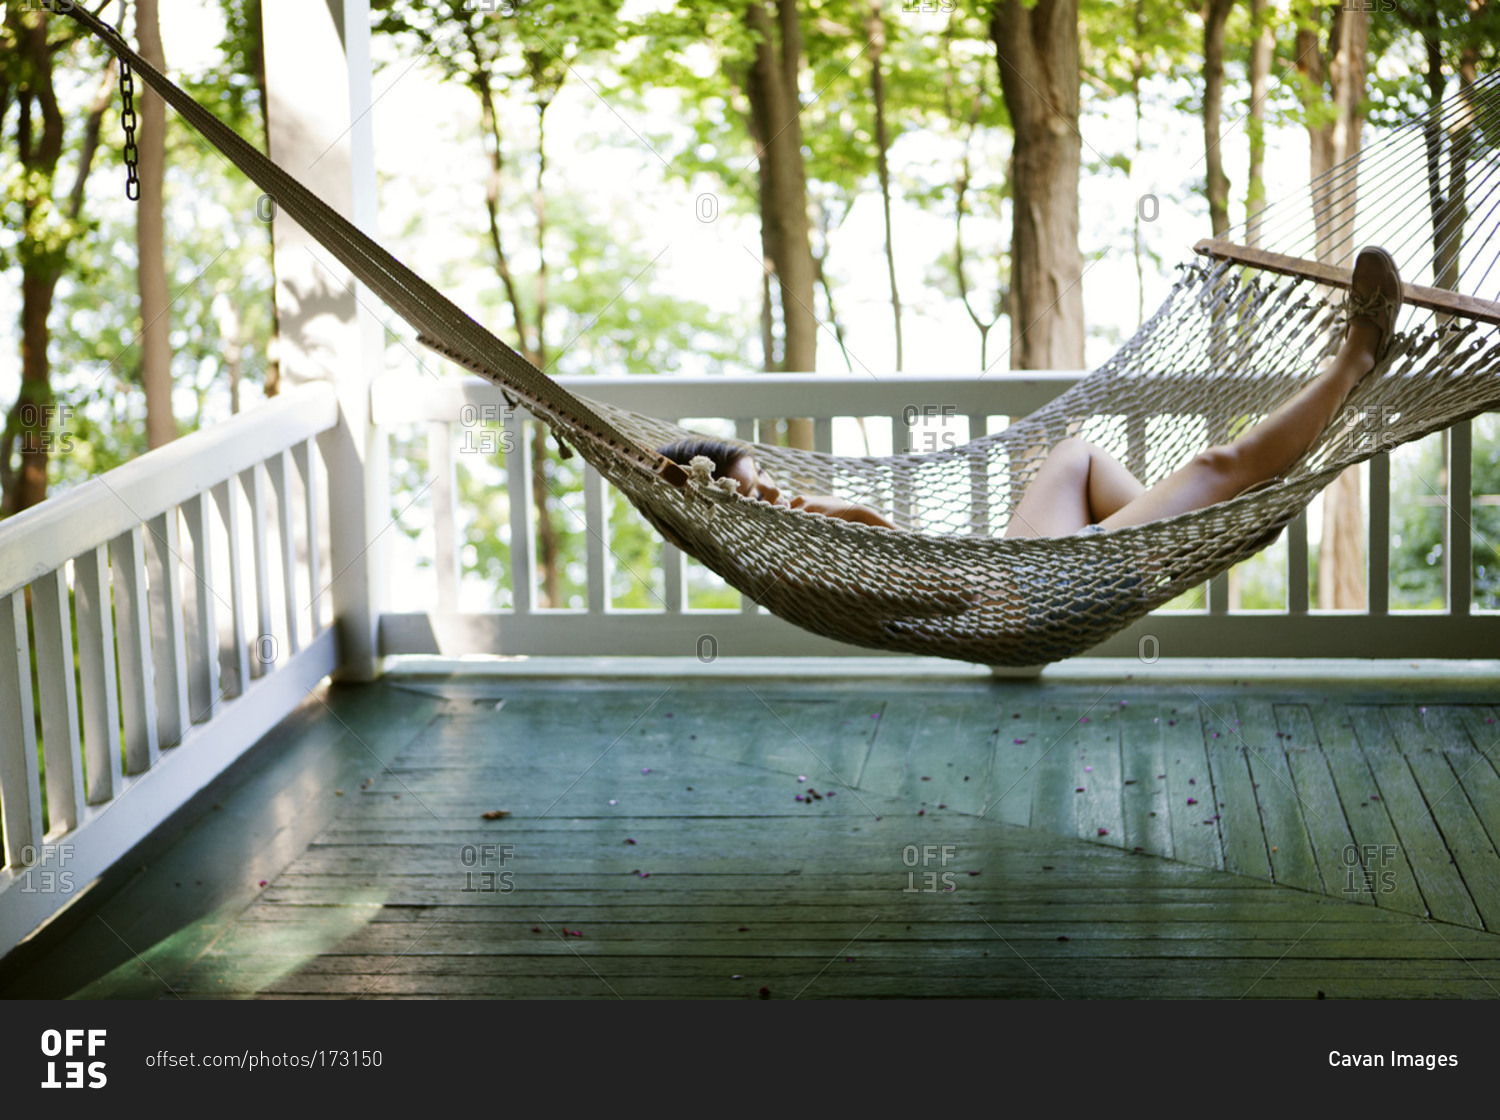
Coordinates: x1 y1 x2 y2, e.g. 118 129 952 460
262 0 385 680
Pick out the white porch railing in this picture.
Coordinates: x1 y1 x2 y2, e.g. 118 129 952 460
371 370 1499 662
0 383 341 956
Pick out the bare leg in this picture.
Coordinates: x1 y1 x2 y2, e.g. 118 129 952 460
1002 318 1381 538
1098 319 1380 530
1004 437 1147 538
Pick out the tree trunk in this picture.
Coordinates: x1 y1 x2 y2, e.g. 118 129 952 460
2 12 108 515
1246 0 1272 247
989 0 1084 370
1202 0 1235 238
866 0 902 370
744 0 816 380
137 0 175 449
1298 4 1369 610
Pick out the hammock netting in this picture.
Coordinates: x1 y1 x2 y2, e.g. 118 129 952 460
67 6 1500 666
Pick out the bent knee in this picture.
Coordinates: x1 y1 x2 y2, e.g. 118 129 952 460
1192 443 1242 478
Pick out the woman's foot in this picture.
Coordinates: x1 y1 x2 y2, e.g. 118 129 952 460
1340 246 1402 378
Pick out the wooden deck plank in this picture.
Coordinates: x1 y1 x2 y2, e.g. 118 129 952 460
1276 705 1366 902
1434 706 1500 859
1162 700 1223 871
1383 704 1500 931
1347 705 1482 927
984 695 1043 827
1230 699 1322 893
13 676 1500 1002
1304 699 1427 917
855 694 997 816
1027 701 1086 838
1116 700 1174 859
1073 702 1125 848
1198 695 1270 879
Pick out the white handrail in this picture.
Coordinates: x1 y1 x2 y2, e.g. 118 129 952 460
0 382 339 599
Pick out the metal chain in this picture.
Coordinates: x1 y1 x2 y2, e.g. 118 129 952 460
118 55 140 201
92 7 141 202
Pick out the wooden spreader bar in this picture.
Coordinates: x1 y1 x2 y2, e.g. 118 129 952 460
1194 238 1500 328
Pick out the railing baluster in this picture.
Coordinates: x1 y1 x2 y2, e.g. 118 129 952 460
968 414 990 536
1288 509 1310 614
180 494 221 723
73 544 123 803
813 418 832 454
293 438 323 636
0 593 41 867
736 419 759 614
1448 419 1472 616
30 568 84 831
584 462 609 613
267 449 302 652
892 415 913 529
504 411 533 615
429 421 458 614
212 479 251 698
243 465 275 675
660 418 684 613
1368 451 1390 616
146 510 191 748
110 525 160 773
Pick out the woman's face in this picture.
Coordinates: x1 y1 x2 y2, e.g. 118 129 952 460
725 456 788 507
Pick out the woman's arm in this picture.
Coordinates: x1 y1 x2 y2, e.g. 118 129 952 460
789 494 897 529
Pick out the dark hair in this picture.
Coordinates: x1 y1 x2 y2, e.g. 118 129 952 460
656 437 751 481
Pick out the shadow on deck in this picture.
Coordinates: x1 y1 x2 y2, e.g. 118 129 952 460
4 666 1499 999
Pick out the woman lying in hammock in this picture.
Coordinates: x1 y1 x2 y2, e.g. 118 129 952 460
659 246 1401 538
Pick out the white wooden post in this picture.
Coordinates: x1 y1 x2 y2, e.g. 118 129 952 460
263 0 384 679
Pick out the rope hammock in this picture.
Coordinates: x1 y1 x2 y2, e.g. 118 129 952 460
67 8 1500 667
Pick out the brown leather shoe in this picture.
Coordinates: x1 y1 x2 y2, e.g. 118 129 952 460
1343 246 1402 365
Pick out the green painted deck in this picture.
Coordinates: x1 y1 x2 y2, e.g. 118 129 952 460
4 669 1499 999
